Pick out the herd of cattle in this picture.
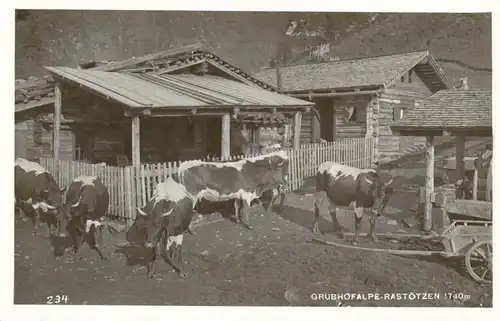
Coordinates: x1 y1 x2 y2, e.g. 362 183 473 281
14 151 395 279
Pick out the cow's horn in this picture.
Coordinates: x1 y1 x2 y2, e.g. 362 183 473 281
161 209 173 217
364 176 374 185
137 207 147 216
71 196 82 208
45 202 56 210
384 178 394 186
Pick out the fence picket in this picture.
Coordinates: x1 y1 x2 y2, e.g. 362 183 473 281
37 137 373 221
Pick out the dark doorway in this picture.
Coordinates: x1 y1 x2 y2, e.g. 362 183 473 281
317 99 334 141
206 117 222 157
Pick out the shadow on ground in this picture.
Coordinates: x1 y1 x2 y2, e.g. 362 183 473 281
114 244 154 267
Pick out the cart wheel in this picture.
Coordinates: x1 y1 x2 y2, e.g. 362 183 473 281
465 240 492 284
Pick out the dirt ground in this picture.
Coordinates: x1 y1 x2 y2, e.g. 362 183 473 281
14 141 493 306
14 192 492 307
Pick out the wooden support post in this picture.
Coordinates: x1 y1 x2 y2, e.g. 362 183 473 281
252 126 261 154
221 114 231 160
472 168 479 200
293 112 302 149
456 135 466 180
423 136 434 231
53 81 62 181
332 104 337 141
131 116 141 169
311 110 320 143
85 134 95 163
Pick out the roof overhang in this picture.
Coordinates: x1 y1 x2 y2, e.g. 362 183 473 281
45 66 314 117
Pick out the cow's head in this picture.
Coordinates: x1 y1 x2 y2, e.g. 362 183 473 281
135 199 173 248
255 153 290 188
37 186 67 236
363 174 394 217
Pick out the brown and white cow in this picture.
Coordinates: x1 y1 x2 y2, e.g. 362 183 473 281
177 151 289 230
61 175 110 260
126 177 194 279
312 162 394 246
14 158 66 235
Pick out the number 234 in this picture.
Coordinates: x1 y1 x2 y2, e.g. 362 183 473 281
46 295 68 304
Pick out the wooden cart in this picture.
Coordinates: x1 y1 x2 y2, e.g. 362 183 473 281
312 200 493 284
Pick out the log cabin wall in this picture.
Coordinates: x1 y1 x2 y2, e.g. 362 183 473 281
299 113 313 144
39 124 75 160
15 120 37 160
378 70 432 158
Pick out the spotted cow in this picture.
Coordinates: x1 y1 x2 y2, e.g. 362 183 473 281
313 162 394 246
61 175 110 260
177 151 289 230
14 158 66 235
126 177 194 278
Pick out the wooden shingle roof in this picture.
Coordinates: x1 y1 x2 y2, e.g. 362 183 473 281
253 51 453 93
391 89 492 132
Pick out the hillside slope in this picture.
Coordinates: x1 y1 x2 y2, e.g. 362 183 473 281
15 11 491 88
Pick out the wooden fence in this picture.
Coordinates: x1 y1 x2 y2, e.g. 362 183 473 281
40 136 374 221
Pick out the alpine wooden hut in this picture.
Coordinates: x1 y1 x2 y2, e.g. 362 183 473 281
253 51 455 162
15 44 314 167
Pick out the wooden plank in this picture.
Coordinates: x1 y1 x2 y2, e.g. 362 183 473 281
53 82 62 181
131 116 141 169
119 167 124 220
444 199 492 220
456 135 466 180
124 167 133 222
293 112 302 149
94 44 204 72
473 168 479 200
221 114 231 159
424 136 434 231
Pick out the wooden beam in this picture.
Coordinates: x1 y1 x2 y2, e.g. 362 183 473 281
455 135 466 180
391 128 492 137
252 127 261 154
85 134 95 163
131 116 141 170
311 106 320 143
293 111 302 149
423 136 434 231
472 168 479 200
53 81 62 180
94 43 204 72
148 108 304 118
290 89 383 98
221 114 231 160
154 59 207 75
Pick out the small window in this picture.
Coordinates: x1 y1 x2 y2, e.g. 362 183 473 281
393 106 405 121
346 106 366 123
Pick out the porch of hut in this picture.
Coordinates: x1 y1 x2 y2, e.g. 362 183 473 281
43 65 314 171
391 89 492 231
